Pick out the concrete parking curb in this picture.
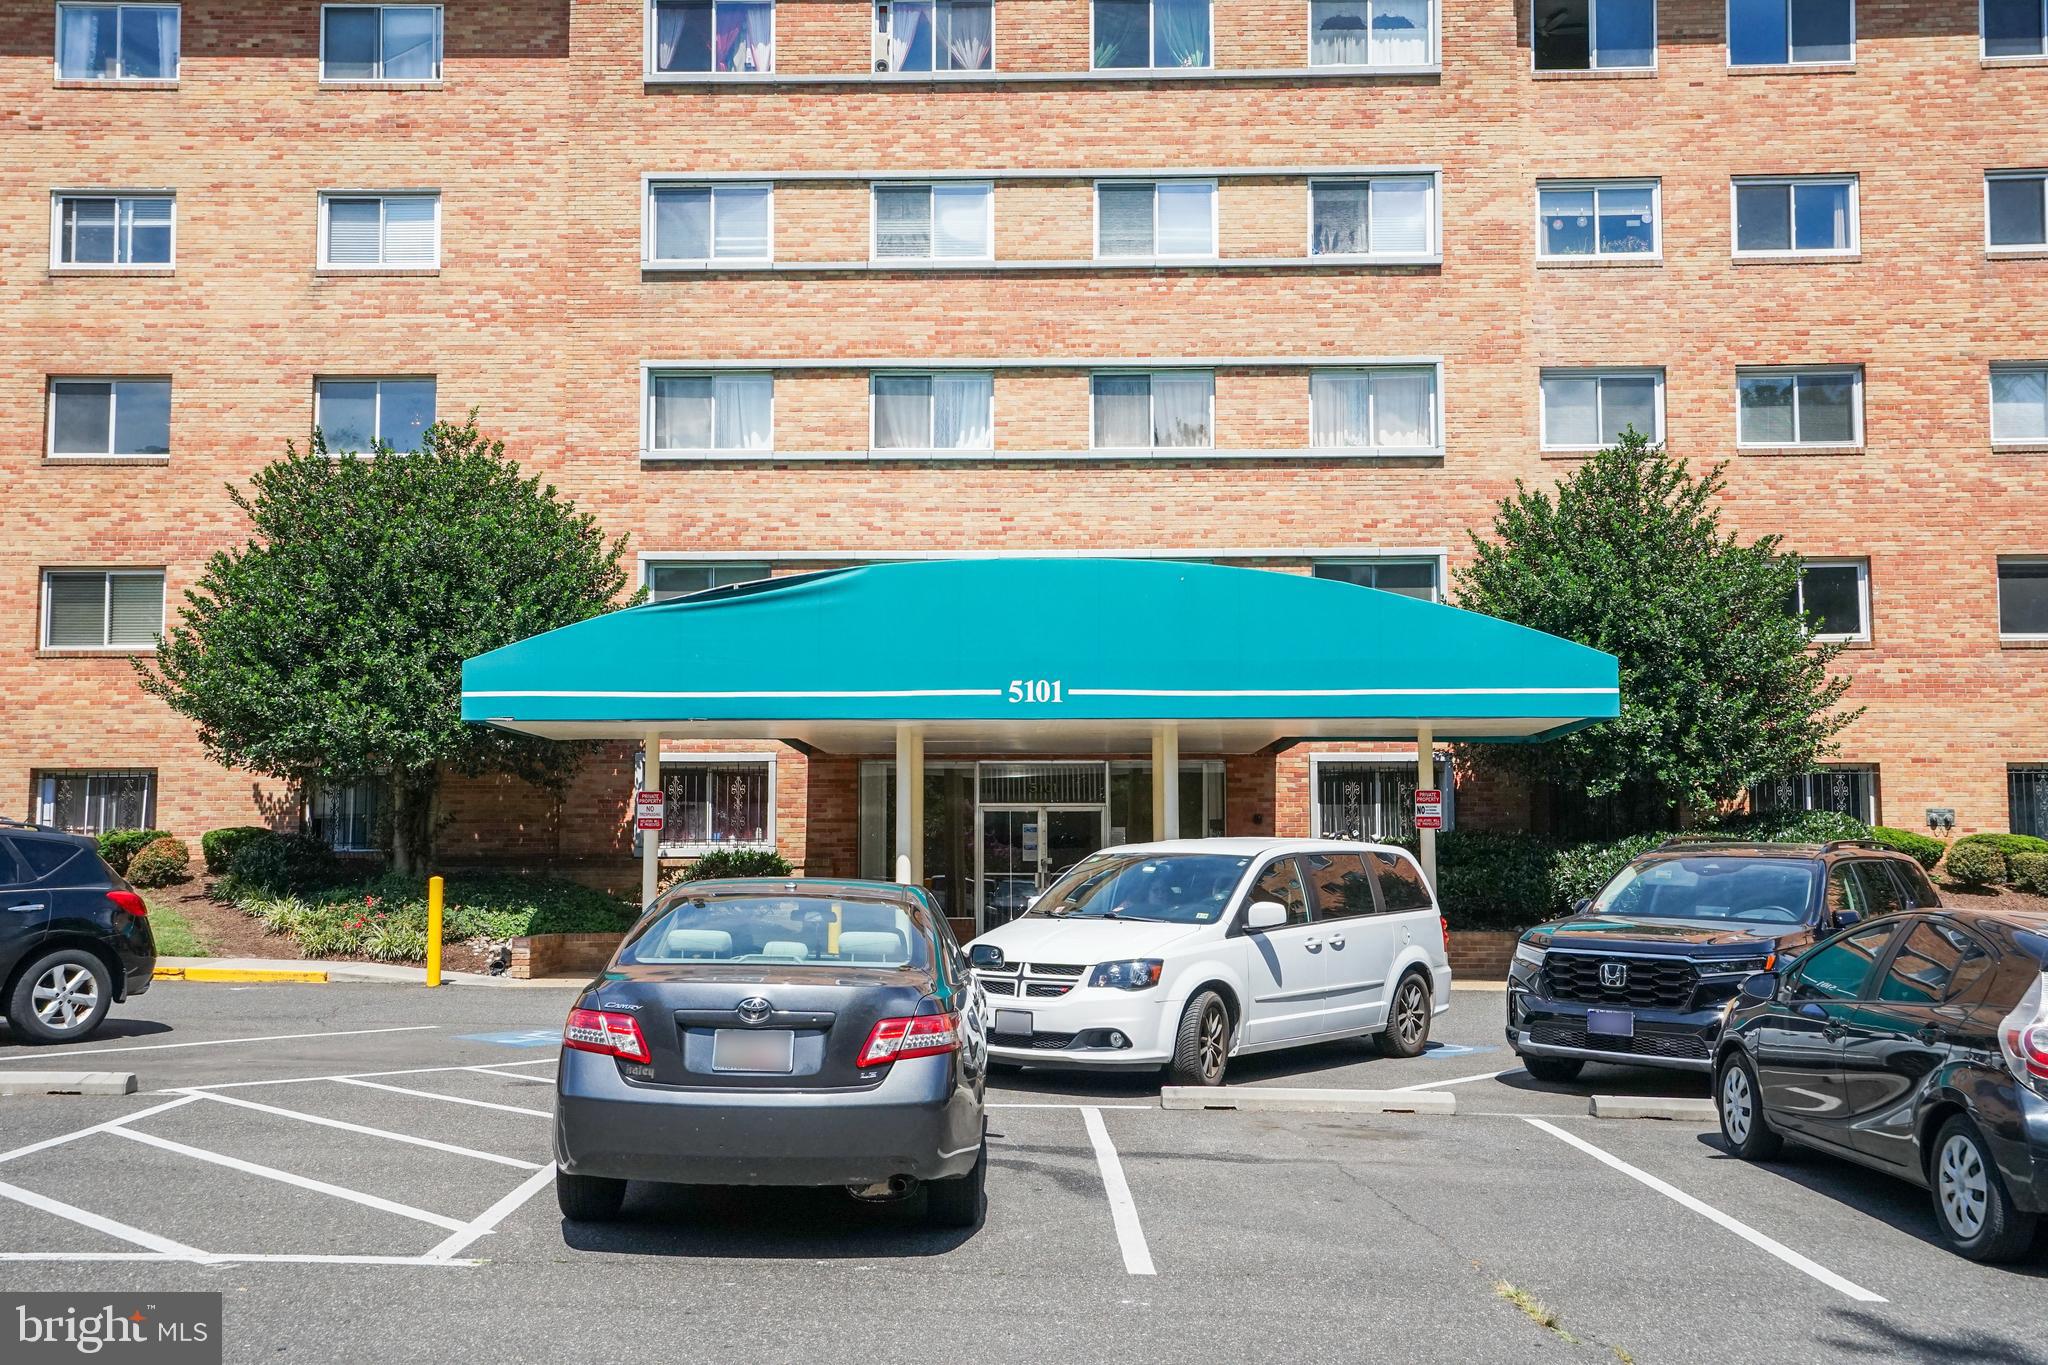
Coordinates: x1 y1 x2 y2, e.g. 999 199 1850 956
155 966 330 984
0 1071 139 1096
1160 1086 1457 1115
1588 1095 1719 1121
150 957 586 988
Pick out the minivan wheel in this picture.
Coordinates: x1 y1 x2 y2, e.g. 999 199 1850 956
555 1169 627 1222
1520 1054 1585 1085
1374 973 1432 1059
1930 1115 2037 1262
925 1139 987 1230
5 949 113 1045
1169 991 1231 1086
1716 1053 1782 1160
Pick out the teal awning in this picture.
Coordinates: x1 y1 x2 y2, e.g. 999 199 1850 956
460 558 1619 753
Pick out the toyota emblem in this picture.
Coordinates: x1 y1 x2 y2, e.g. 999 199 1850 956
1599 962 1628 988
736 996 772 1024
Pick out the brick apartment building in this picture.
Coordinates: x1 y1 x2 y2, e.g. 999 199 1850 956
6 0 2047 929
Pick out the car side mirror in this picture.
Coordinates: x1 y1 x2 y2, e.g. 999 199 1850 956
1834 909 1861 929
1245 900 1287 931
1572 898 1592 916
1739 971 1778 1005
1026 893 1042 910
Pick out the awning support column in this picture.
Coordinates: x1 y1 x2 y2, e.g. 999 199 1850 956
1152 725 1180 840
1417 726 1436 893
894 725 924 885
641 730 661 911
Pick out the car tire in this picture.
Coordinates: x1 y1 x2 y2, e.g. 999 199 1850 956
1169 991 1231 1087
1930 1114 2038 1262
1715 1052 1783 1161
555 1169 627 1222
1520 1054 1586 1085
5 948 113 1045
1374 972 1432 1059
926 1138 987 1230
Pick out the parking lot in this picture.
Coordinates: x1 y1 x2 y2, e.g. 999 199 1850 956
2 981 2043 1364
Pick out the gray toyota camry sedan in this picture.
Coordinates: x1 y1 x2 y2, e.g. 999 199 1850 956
553 877 989 1229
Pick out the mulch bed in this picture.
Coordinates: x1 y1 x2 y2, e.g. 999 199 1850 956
157 880 498 973
1931 881 2048 915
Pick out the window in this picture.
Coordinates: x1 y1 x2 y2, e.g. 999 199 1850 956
57 4 179 79
874 0 992 70
646 373 773 454
1733 176 1856 255
1728 0 1852 64
871 373 994 451
1749 766 1878 823
1532 0 1656 69
54 194 172 266
1368 850 1434 912
1315 759 1451 839
314 378 435 453
1999 558 2048 639
1736 367 1861 447
1313 561 1441 602
34 771 155 835
1309 368 1438 451
2013 766 2048 838
1988 173 2048 250
48 379 170 457
1789 921 1896 1001
1537 181 1658 258
1309 0 1433 66
1985 0 2048 56
645 562 770 602
1247 858 1310 926
42 570 163 649
1309 177 1434 258
1540 369 1663 449
1298 852 1377 921
1992 364 2048 442
1879 921 1993 1005
1096 181 1216 259
308 780 382 852
1092 0 1210 68
655 758 775 852
319 193 438 268
649 0 774 72
871 183 991 260
646 184 772 264
1106 760 1227 841
322 5 441 79
1091 372 1213 449
1785 558 1869 641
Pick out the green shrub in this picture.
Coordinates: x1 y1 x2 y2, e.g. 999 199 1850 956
1951 832 2048 862
228 872 635 962
1548 832 1667 913
1870 826 1946 872
227 831 348 895
2009 852 2048 895
1709 809 1872 845
682 848 794 882
1944 841 2006 888
201 826 271 876
125 837 191 888
1402 831 1558 931
97 828 171 875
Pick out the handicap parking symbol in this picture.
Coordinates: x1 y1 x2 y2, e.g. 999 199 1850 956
458 1028 562 1048
1421 1042 1496 1058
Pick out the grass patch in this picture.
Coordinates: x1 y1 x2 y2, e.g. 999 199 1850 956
1494 1280 1577 1345
146 899 210 957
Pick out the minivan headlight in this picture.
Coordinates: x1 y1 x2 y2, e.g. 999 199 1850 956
1512 943 1547 969
1088 959 1164 990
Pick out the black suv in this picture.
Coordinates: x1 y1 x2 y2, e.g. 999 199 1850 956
0 821 156 1044
1506 840 1939 1081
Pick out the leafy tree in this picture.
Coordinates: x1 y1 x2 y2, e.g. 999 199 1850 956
138 416 637 874
1454 428 1859 833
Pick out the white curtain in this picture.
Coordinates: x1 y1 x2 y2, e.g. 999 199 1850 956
656 1 689 68
1369 0 1429 65
712 186 770 258
891 0 928 69
1542 375 1599 446
1368 177 1430 254
1370 369 1435 446
931 184 987 257
60 6 109 77
153 6 180 77
934 374 992 449
1097 183 1155 256
1309 0 1372 65
873 376 930 449
1993 368 2048 441
1311 374 1369 447
652 376 714 450
1093 375 1150 447
942 0 992 69
653 188 711 260
382 6 438 78
714 375 772 449
741 2 774 71
1151 373 1212 448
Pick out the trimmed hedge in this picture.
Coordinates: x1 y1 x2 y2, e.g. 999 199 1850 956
236 872 637 962
657 848 795 894
126 836 192 888
1951 832 2048 862
1424 830 1558 931
2011 852 2048 895
201 826 271 876
1945 841 2007 888
227 830 349 895
97 828 171 876
1870 826 1946 871
1548 833 1666 913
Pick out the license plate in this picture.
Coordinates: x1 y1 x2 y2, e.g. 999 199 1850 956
1586 1009 1635 1039
711 1028 795 1073
993 1008 1034 1039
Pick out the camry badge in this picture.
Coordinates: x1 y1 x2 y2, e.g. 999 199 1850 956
736 996 773 1025
1599 962 1628 988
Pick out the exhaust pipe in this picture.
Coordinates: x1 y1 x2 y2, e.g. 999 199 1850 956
846 1175 918 1202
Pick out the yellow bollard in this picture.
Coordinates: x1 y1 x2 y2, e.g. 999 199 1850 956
426 875 444 988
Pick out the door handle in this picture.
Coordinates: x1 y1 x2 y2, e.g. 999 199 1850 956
5 903 46 914
1822 1023 1846 1040
1303 937 1322 951
1328 935 1346 949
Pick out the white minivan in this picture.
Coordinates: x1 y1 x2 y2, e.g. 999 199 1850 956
965 838 1452 1086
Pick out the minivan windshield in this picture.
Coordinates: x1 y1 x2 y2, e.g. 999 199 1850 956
1591 857 1821 925
621 893 931 969
1030 852 1254 925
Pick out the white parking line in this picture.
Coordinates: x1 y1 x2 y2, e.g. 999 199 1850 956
1395 1067 1523 1092
0 1094 201 1167
1080 1106 1156 1276
468 1065 556 1084
181 1057 556 1092
0 1177 209 1261
0 1025 437 1063
334 1077 552 1118
1521 1117 1885 1304
178 1089 544 1170
0 1251 484 1266
109 1127 472 1233
989 1102 1155 1110
423 1163 558 1262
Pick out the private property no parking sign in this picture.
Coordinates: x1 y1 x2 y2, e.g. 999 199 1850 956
1413 789 1444 830
634 790 664 831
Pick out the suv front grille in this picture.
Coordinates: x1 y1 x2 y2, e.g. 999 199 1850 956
1528 1021 1710 1061
1541 953 1698 1009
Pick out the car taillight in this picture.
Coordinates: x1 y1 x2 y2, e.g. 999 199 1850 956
107 890 146 918
857 1012 961 1068
1441 916 1450 952
1999 974 2048 1094
564 1008 650 1064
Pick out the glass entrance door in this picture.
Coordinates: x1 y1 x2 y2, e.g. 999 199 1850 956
976 805 1109 932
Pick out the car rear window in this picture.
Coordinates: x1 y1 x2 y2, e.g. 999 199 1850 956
620 893 932 970
11 836 82 880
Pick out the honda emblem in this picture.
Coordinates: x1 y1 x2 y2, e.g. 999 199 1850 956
1599 962 1628 988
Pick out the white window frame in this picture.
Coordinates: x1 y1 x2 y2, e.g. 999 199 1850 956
1534 178 1662 260
49 191 175 270
868 182 994 262
1991 362 2048 445
1985 171 2048 252
1307 366 1443 455
1530 0 1660 71
643 0 778 76
40 568 165 651
1306 0 1440 68
1088 0 1215 70
317 191 441 269
1999 557 2048 641
642 182 775 266
636 752 779 857
312 376 437 453
873 0 996 72
1311 557 1447 602
34 770 158 835
46 377 171 458
1308 751 1456 840
319 4 444 81
1730 175 1859 257
1089 369 1216 451
54 3 181 80
642 560 773 601
1306 175 1440 261
1735 365 1864 447
1538 367 1667 451
868 371 997 453
1982 0 2048 57
1094 180 1218 260
1725 0 1856 66
641 369 776 456
1789 557 1870 643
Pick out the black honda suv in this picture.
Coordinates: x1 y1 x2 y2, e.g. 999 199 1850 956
0 820 156 1044
1506 840 1939 1081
